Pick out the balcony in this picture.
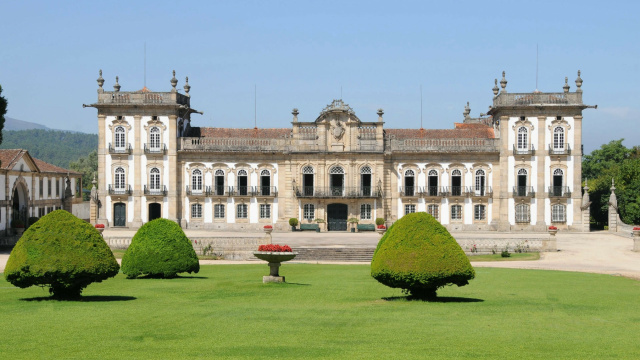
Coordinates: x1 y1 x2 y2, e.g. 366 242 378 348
108 184 132 196
513 186 535 197
108 143 132 155
144 185 167 196
447 186 467 197
513 145 535 156
186 186 211 196
144 143 167 155
548 144 571 156
294 186 382 198
423 186 447 197
211 186 232 197
467 186 493 198
399 186 420 197
548 186 571 198
255 186 278 197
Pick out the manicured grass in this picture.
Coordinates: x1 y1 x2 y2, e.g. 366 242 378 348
469 252 540 262
1 265 639 359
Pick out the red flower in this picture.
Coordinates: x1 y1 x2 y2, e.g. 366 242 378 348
258 244 292 252
633 227 640 231
94 224 105 229
548 226 558 230
377 225 386 229
263 225 273 229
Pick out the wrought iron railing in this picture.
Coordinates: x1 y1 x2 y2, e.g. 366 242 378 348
399 186 419 197
467 186 493 197
548 144 571 155
255 186 278 197
513 144 535 156
548 186 571 198
108 143 132 155
294 186 382 198
186 185 211 196
144 185 167 196
144 143 167 154
108 184 132 195
423 186 448 197
513 186 535 197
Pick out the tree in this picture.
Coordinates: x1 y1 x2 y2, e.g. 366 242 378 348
371 212 475 299
69 150 98 200
0 84 7 145
4 210 120 299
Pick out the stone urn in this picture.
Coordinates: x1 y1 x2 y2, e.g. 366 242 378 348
548 227 558 236
14 228 25 237
263 227 273 235
376 227 387 236
253 251 298 283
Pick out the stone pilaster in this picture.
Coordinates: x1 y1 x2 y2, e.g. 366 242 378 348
497 116 510 231
572 115 584 227
132 115 142 227
97 114 108 226
536 116 546 229
167 115 179 223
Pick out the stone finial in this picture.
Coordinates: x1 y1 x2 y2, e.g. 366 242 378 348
500 71 507 93
611 178 615 191
97 69 104 89
492 78 499 96
292 108 299 122
170 70 178 92
377 108 384 122
563 77 570 93
575 70 583 92
463 102 471 119
113 76 121 92
183 76 191 97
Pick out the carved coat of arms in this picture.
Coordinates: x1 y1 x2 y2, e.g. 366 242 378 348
331 121 345 140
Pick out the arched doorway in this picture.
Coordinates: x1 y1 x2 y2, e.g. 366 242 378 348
148 203 161 222
11 181 28 224
113 202 126 227
327 203 348 231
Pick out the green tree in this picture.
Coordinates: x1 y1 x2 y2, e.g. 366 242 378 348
69 150 98 200
0 84 7 145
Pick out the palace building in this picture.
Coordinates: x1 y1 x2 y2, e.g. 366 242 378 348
84 70 594 232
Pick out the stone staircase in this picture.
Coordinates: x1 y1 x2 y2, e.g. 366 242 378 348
293 247 375 262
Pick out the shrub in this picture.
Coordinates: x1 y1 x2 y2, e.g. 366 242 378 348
348 218 359 224
371 212 475 299
121 218 199 279
26 217 39 229
4 210 119 299
375 218 385 226
289 218 299 227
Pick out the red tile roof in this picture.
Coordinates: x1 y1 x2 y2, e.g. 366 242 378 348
0 149 80 175
33 158 81 175
385 125 494 140
192 127 292 138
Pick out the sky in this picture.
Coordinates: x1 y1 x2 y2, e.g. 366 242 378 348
0 0 638 153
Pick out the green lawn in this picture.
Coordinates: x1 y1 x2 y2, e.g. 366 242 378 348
469 252 541 261
1 265 639 359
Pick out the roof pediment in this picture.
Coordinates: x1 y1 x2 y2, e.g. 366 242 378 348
315 99 361 123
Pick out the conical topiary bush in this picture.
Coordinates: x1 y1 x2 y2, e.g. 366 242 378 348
371 212 475 299
121 218 199 278
4 210 119 299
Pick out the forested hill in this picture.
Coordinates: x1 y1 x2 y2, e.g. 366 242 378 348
0 129 98 169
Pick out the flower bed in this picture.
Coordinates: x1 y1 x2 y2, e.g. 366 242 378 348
258 244 292 252
633 227 640 231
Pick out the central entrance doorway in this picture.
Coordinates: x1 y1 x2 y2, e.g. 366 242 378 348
327 203 348 231
114 203 126 227
148 203 161 221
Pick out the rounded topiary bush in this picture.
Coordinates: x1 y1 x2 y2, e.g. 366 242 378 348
4 210 119 299
121 218 199 278
371 212 475 299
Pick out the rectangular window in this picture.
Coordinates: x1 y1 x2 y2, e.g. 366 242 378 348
48 179 52 197
515 204 531 223
56 179 60 197
427 204 439 220
260 204 271 219
303 204 315 220
237 204 248 219
214 204 225 219
474 205 486 221
404 204 415 215
451 205 462 220
39 179 43 197
360 204 372 220
191 204 202 218
552 204 566 223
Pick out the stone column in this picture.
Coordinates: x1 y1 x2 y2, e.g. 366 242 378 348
572 115 584 227
97 114 109 226
535 116 546 230
132 115 142 227
497 115 510 231
167 115 179 223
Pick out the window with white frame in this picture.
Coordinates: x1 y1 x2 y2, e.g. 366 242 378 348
474 204 486 221
475 169 486 195
214 169 225 196
515 204 531 223
115 167 126 190
260 204 271 219
427 204 439 220
214 204 225 219
150 168 160 190
192 169 203 192
237 204 248 219
39 179 43 197
552 204 566 223
404 204 416 215
451 205 462 220
149 126 161 151
56 178 60 197
360 204 372 220
115 126 126 150
49 178 52 196
191 203 202 218
517 126 528 150
553 126 565 150
303 204 315 220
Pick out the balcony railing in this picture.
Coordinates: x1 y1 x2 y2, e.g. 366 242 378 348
255 186 278 197
211 185 232 197
144 185 167 196
548 186 571 198
389 138 499 153
549 144 571 155
186 185 211 196
108 143 132 155
144 143 168 154
513 145 535 156
294 186 382 198
513 186 535 197
108 184 132 195
447 186 466 197
423 186 448 197
399 186 419 197
467 186 493 197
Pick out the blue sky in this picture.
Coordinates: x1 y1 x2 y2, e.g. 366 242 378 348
0 0 638 153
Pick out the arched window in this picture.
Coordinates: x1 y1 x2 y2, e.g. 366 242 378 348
451 169 462 196
360 166 372 174
515 204 530 223
517 127 528 150
149 168 160 190
329 166 344 174
427 169 439 196
552 204 566 223
149 127 160 151
552 168 564 196
260 169 271 196
302 166 314 174
475 169 486 196
237 169 248 195
553 127 565 150
191 169 202 192
114 167 126 190
302 166 314 196
361 166 372 196
214 169 225 196
115 126 126 150
404 169 415 196
516 168 528 196
330 166 344 196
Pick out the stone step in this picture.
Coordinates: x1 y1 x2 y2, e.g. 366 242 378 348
293 247 375 262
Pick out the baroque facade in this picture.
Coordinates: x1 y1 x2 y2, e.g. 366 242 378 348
85 70 594 232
